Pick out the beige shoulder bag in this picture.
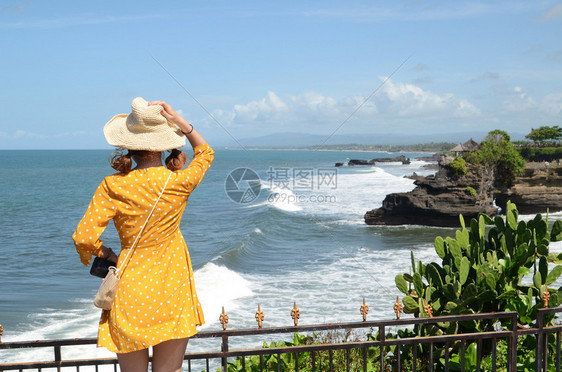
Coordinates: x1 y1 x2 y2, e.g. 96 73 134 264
94 172 172 310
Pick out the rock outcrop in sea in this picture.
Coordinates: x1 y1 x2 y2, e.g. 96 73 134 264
364 157 562 227
336 155 411 167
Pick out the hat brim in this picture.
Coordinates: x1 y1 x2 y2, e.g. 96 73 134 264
103 114 186 151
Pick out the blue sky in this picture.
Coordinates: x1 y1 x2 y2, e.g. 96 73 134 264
0 0 561 149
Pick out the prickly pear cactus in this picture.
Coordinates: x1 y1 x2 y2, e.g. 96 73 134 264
395 201 562 332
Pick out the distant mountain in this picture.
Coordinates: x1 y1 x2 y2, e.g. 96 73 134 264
216 131 526 148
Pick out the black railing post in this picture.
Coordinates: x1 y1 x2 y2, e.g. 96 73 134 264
536 309 544 372
430 342 434 372
445 341 450 371
54 345 61 372
221 334 228 372
396 344 401 372
380 325 385 372
508 312 517 372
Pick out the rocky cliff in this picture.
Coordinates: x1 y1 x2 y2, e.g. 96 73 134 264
364 162 562 227
495 165 562 215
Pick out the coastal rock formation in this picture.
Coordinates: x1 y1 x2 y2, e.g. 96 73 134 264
495 165 562 215
365 161 562 227
364 167 497 227
369 155 411 164
348 159 370 166
337 155 411 167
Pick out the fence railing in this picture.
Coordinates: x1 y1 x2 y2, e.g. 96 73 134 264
2 305 562 372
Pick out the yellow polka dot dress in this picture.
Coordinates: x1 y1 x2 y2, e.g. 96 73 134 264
73 144 214 353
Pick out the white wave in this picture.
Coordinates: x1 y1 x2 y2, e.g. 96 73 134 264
263 184 303 212
519 211 562 222
352 167 378 173
249 166 420 222
223 242 441 333
551 240 562 253
246 162 433 221
295 166 416 220
0 300 114 365
254 227 263 234
322 219 366 226
194 263 254 329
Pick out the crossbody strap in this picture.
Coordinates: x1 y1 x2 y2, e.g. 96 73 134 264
116 171 172 277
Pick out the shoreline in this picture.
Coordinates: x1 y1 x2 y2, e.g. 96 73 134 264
216 146 441 154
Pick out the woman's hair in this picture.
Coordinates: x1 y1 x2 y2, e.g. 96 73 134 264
165 149 187 171
110 149 187 173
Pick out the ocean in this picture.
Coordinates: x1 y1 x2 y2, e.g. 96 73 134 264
1 148 560 367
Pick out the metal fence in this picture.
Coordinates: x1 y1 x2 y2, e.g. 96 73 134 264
2 304 562 372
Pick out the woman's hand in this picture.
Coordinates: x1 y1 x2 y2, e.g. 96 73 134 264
148 100 191 133
148 99 206 147
101 245 118 263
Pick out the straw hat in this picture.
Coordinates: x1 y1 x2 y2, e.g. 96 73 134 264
103 97 186 151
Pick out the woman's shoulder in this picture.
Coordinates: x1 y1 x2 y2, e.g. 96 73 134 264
104 167 173 183
100 171 135 190
103 172 126 183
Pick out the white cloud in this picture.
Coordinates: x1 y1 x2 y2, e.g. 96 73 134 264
211 79 481 133
232 91 288 122
379 77 480 118
12 130 47 139
500 85 562 118
538 3 562 21
501 86 538 113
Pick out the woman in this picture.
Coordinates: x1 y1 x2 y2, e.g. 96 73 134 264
73 97 214 372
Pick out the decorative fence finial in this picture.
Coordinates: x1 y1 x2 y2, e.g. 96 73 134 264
394 296 403 319
219 306 229 330
255 304 264 328
291 302 300 326
360 297 369 322
543 289 551 308
423 299 433 318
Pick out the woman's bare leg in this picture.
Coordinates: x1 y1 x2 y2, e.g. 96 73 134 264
117 348 149 372
152 338 189 372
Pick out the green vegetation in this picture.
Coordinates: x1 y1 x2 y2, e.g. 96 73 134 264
394 201 562 370
463 130 525 187
448 157 467 177
518 146 562 162
397 201 562 323
466 186 477 197
222 332 378 372
525 125 562 142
